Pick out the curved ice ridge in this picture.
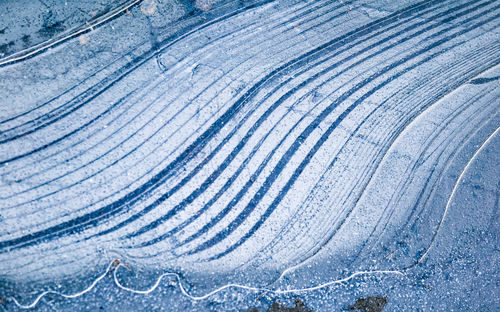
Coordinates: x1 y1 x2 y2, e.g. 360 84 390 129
11 123 500 310
1 0 499 307
0 0 143 66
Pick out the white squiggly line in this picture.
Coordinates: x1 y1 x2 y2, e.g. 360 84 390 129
11 261 117 309
9 259 403 308
112 263 403 299
11 126 497 308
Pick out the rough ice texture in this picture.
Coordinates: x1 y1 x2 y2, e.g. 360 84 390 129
0 0 499 310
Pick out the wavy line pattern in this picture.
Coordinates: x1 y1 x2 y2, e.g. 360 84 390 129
0 0 499 309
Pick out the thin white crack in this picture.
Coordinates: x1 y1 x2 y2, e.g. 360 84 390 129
416 125 500 264
113 263 403 299
11 261 117 309
10 259 404 309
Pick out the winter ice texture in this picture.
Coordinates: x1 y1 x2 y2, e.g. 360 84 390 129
0 0 499 311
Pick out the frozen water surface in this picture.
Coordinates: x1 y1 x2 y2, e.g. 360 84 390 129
0 0 499 310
